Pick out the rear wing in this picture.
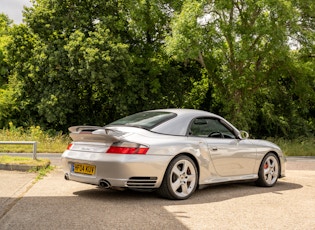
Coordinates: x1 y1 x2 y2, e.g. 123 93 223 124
69 126 104 133
68 126 123 143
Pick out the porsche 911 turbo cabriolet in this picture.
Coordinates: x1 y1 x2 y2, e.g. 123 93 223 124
61 109 286 200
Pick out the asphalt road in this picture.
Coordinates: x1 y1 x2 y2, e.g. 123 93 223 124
0 155 314 230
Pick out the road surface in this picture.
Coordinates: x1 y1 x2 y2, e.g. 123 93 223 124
0 155 314 230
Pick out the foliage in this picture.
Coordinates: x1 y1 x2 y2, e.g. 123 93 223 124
165 0 315 137
0 123 70 153
0 14 16 127
0 0 314 140
0 14 12 83
1 0 197 131
270 138 315 156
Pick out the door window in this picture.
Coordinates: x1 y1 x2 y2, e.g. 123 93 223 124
189 118 236 138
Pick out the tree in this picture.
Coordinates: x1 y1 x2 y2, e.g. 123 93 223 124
4 0 198 130
0 14 17 127
165 0 315 137
3 0 313 138
0 14 12 85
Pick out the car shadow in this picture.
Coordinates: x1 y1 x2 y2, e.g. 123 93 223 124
0 175 304 229
73 178 302 205
191 180 302 204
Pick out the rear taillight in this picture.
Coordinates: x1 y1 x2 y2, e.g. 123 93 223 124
106 142 149 154
67 143 73 150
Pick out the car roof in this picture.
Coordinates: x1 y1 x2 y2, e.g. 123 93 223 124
150 109 224 135
152 108 219 117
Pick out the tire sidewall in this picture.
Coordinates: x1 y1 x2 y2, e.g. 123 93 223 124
257 152 280 187
165 155 198 200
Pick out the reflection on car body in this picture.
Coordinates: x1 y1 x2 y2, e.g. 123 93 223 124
61 109 286 200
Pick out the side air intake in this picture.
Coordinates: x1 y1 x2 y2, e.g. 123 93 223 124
126 177 158 188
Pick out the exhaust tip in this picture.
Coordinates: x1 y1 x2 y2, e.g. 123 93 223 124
64 173 69 180
99 179 111 189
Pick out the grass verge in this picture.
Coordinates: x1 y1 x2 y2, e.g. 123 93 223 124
0 123 70 153
0 155 54 180
270 138 315 156
0 155 50 166
0 123 314 156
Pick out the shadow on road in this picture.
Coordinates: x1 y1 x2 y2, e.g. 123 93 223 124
72 179 302 205
0 175 304 229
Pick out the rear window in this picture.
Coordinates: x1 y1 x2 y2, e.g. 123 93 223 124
108 111 176 130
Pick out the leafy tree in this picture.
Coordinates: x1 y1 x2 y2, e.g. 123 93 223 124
0 14 12 85
2 0 314 138
5 0 198 130
165 0 315 137
0 14 16 127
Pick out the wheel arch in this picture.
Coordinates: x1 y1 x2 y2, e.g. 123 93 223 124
256 151 282 187
169 152 200 184
260 151 282 176
157 152 200 199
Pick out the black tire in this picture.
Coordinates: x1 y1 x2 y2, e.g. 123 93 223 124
256 153 280 187
157 155 198 200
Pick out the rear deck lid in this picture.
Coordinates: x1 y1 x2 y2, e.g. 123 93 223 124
69 126 125 143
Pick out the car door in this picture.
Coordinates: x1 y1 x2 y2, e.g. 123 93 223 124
189 117 257 177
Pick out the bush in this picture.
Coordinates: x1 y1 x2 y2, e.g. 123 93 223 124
0 122 70 153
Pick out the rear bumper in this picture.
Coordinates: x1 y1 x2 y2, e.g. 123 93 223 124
61 150 171 188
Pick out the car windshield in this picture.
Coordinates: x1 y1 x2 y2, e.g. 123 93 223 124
108 111 176 130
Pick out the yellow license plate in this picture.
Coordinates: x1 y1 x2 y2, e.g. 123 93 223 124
73 163 96 175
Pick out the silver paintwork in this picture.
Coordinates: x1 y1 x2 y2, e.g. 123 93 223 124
61 109 286 192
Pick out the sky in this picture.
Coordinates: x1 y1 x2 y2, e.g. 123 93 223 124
1 0 32 24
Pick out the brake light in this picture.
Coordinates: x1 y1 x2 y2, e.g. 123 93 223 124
67 143 73 150
106 142 149 154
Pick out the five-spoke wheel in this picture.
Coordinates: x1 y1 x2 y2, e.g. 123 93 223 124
256 153 280 187
157 155 198 200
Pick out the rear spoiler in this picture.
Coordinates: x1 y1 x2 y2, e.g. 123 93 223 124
69 126 104 133
68 126 122 143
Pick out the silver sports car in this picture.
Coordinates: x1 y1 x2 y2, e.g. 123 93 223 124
61 109 286 200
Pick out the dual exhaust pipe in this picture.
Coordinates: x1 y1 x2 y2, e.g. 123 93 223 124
64 173 111 189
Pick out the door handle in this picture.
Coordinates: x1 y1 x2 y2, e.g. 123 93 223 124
212 147 218 151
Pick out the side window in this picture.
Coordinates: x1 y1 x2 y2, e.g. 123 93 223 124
189 118 236 139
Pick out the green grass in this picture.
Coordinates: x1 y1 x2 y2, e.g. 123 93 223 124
31 165 55 181
0 155 55 180
0 155 50 166
271 137 315 156
0 123 70 153
0 123 314 156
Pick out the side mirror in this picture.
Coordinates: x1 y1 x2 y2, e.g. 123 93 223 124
240 130 249 139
